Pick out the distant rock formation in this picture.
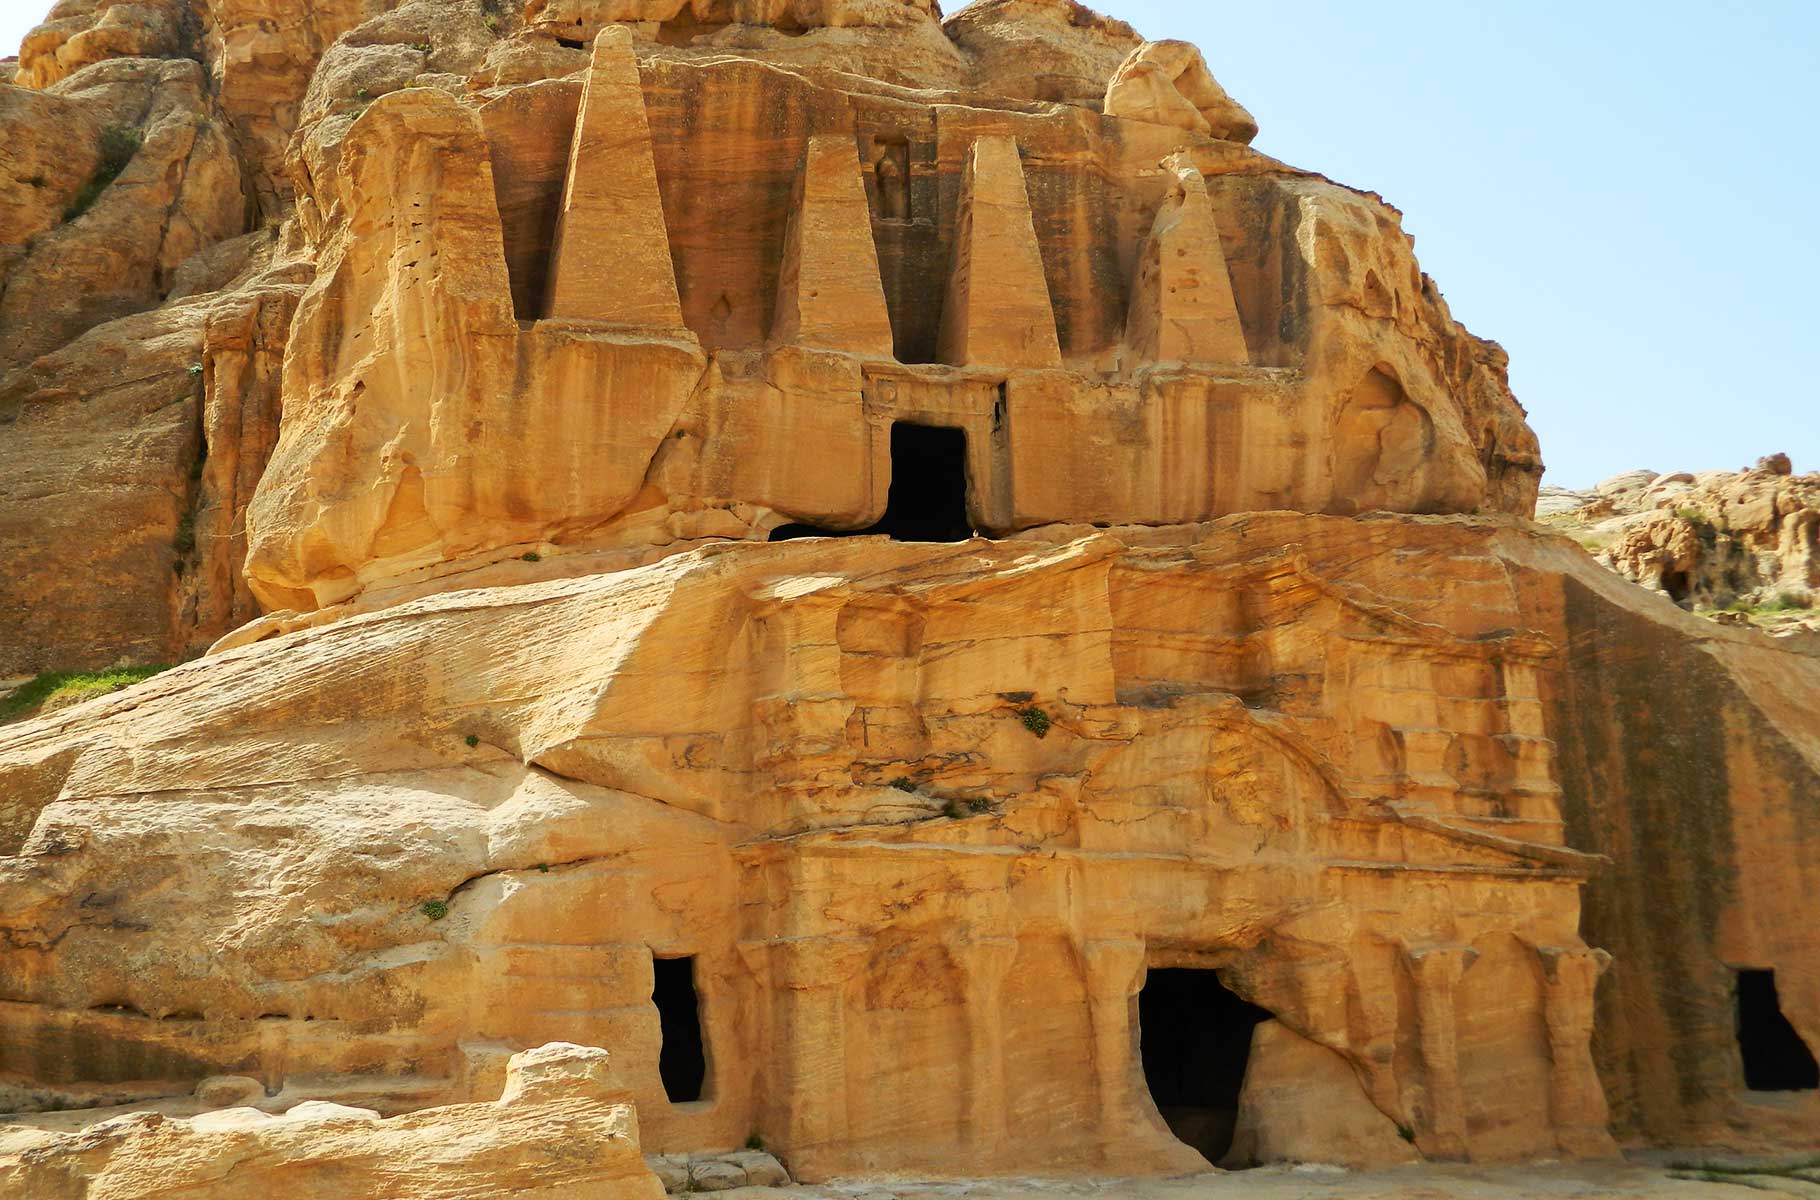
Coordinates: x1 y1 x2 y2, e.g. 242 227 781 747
1541 456 1819 637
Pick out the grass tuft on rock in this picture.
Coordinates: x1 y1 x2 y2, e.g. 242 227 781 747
173 510 197 557
63 124 142 222
0 665 170 724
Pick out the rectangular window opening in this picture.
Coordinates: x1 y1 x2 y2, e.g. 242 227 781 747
653 954 708 1103
769 422 975 543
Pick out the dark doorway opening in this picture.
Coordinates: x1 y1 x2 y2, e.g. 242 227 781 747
770 423 975 543
1662 568 1692 604
653 955 707 1102
1138 967 1273 1164
1737 968 1819 1091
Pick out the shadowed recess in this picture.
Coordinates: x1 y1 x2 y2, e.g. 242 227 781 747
1138 968 1272 1165
654 955 707 1103
771 422 974 543
1736 969 1819 1092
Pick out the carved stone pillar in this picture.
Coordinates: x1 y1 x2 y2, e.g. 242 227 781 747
765 937 862 1158
1346 946 1408 1120
1407 944 1474 1159
1538 946 1618 1156
1079 939 1147 1137
962 937 1020 1155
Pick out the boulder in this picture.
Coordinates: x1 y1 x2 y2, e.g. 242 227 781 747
0 1042 664 1198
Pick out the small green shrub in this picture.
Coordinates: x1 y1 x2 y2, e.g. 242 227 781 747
888 776 917 793
464 734 479 748
521 551 541 563
1763 592 1813 613
355 87 373 101
173 510 196 557
1396 1124 1416 1143
63 124 141 222
536 863 549 873
942 797 992 819
411 41 433 53
744 1132 765 1151
1016 706 1051 738
1672 507 1720 548
1 665 171 724
187 362 204 377
28 173 46 188
420 899 449 921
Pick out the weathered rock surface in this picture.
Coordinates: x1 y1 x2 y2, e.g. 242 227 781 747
1226 1020 1420 1168
0 0 1815 1190
942 0 1140 107
0 1041 665 1197
1542 459 1819 636
0 263 304 675
1 0 1544 668
1105 39 1257 144
0 57 246 373
231 4 1541 610
15 0 373 206
4 513 1817 1175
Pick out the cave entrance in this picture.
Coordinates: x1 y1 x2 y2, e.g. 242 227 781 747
1137 967 1273 1164
1662 568 1692 604
1737 968 1819 1091
653 955 707 1103
769 423 975 543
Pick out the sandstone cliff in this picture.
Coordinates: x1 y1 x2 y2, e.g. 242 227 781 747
0 0 1815 1191
2 0 1543 674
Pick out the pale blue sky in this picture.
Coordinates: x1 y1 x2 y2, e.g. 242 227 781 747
7 2 1813 485
1070 0 1819 487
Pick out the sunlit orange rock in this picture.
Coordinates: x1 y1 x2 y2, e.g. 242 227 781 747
0 0 1815 1192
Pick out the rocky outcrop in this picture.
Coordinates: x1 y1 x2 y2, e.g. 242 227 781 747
1541 459 1819 635
0 57 246 372
942 0 1140 106
1104 39 1257 143
0 517 1656 1174
15 0 375 207
12 0 196 90
229 6 1541 611
0 260 304 676
0 1042 665 1198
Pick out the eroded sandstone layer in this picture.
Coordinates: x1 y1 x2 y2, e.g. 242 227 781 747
1 0 1817 1189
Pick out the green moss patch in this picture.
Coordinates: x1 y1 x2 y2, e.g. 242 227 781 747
1 665 170 724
